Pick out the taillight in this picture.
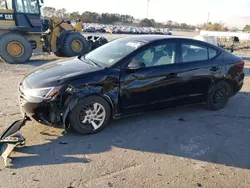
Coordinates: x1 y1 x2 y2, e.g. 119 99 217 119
236 60 245 68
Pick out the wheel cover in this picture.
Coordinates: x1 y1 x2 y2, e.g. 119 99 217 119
213 87 227 104
79 102 106 130
71 39 83 53
7 41 24 57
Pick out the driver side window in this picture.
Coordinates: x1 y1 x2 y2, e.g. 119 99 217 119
133 42 177 67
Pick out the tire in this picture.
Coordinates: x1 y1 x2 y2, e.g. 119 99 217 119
87 40 94 52
87 36 108 51
93 36 108 49
60 32 88 57
207 81 231 110
0 32 32 64
54 49 65 57
98 37 108 46
68 95 111 135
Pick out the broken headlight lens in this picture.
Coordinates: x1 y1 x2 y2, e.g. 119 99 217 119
22 86 62 99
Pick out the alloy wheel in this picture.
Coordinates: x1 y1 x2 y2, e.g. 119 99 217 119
79 102 106 130
213 87 227 104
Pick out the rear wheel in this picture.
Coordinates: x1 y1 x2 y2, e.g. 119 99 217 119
207 81 231 110
0 33 32 64
60 33 88 57
68 96 111 135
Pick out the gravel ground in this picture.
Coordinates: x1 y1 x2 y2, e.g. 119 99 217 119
0 33 250 188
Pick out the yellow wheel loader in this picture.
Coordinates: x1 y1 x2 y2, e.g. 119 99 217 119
0 0 107 64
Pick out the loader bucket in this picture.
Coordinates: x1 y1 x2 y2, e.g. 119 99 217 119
0 118 28 167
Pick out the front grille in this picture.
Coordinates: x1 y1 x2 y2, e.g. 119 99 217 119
18 84 24 96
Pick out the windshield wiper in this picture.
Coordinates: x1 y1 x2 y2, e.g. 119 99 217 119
86 58 101 67
80 56 101 67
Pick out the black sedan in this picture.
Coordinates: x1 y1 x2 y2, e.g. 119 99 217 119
18 35 245 135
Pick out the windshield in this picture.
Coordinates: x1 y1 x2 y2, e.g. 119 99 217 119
0 0 11 9
16 0 40 14
83 38 146 67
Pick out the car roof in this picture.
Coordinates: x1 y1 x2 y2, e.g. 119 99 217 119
114 35 224 51
116 35 190 43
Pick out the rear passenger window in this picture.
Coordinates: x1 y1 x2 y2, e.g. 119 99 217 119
181 44 208 63
208 48 217 59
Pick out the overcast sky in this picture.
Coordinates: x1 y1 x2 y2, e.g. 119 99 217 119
44 0 250 29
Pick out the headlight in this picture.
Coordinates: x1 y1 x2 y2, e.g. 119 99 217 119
22 86 61 99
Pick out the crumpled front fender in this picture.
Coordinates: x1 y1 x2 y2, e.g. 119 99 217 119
61 94 79 130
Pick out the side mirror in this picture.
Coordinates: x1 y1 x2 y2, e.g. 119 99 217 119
127 59 146 69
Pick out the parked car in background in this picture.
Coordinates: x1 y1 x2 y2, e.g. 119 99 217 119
83 23 172 35
18 35 245 135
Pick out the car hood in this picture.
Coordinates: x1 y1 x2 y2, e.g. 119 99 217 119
22 57 103 88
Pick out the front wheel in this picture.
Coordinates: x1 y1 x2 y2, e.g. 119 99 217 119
68 96 111 135
207 81 231 110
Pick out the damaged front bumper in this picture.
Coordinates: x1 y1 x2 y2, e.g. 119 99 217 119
18 84 79 130
0 118 28 167
0 86 79 167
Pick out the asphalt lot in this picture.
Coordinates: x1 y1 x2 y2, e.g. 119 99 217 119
0 33 250 188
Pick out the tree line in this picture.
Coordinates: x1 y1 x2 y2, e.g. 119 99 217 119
42 6 198 30
243 25 250 32
42 7 134 24
38 6 249 31
197 22 229 32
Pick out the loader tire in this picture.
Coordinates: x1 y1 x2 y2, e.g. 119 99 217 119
54 49 65 57
60 33 88 57
0 33 32 64
92 36 108 49
86 36 108 51
98 37 108 46
87 39 94 52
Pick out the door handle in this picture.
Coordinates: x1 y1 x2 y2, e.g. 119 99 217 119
210 66 220 72
164 73 179 79
167 73 179 77
169 73 177 76
131 74 142 79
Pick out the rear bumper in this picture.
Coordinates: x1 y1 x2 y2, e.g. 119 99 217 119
235 82 243 94
231 72 244 96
